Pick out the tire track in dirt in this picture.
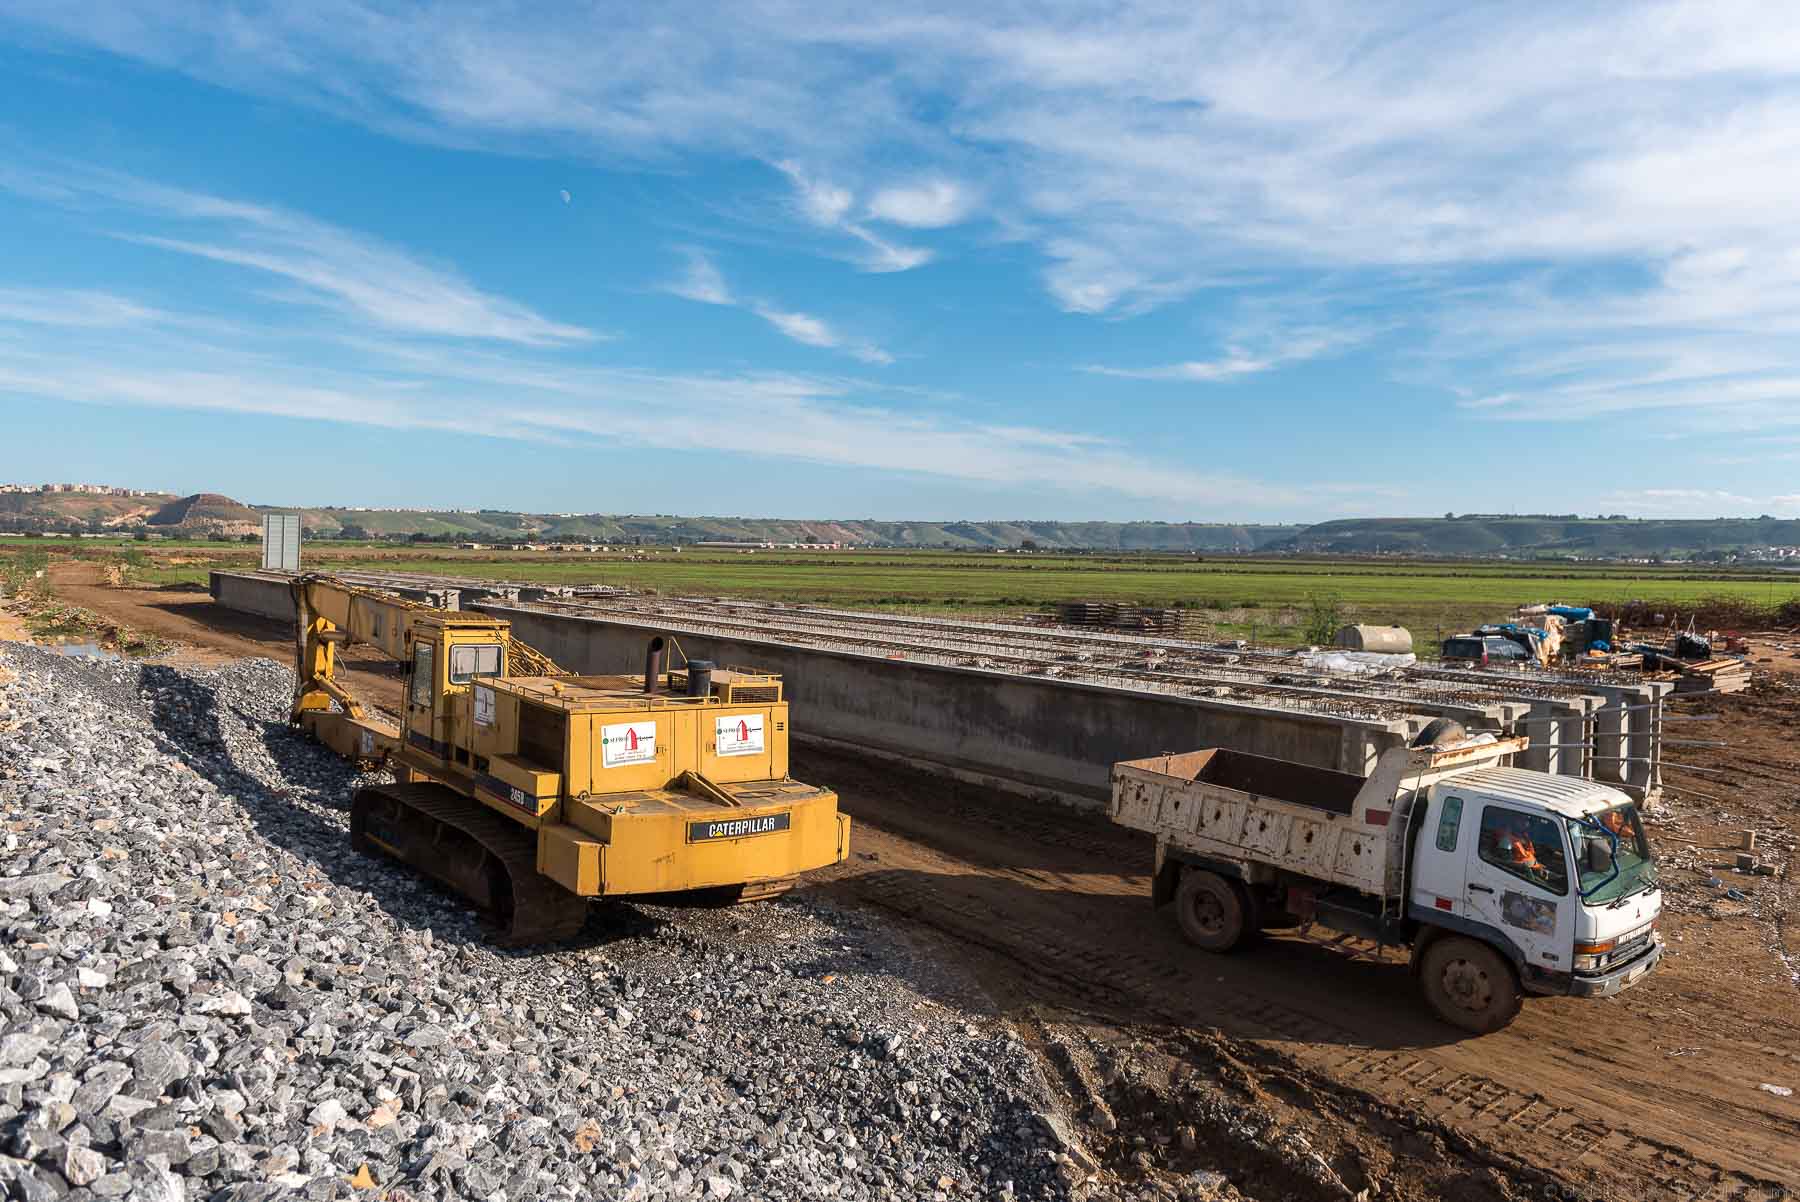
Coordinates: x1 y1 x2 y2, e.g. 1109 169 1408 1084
804 746 1800 1202
834 865 1792 1202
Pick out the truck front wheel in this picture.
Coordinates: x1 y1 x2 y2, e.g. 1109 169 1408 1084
1419 937 1521 1033
1174 869 1250 952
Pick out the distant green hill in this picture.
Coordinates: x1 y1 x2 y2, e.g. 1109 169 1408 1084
6 486 1797 557
1264 515 1800 557
277 508 1298 551
0 490 174 530
148 493 261 531
0 489 260 534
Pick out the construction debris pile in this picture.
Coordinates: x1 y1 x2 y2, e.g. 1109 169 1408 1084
1654 826 1787 922
0 644 1080 1202
1508 603 1752 694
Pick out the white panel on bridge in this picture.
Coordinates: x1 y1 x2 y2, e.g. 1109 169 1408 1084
261 514 301 573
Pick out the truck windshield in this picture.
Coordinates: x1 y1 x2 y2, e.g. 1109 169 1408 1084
1566 804 1656 904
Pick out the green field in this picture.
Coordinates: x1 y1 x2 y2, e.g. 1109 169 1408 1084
18 539 1788 648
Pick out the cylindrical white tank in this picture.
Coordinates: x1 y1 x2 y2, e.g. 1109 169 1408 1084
1334 624 1414 654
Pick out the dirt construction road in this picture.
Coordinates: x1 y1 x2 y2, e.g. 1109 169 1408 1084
43 567 1800 1202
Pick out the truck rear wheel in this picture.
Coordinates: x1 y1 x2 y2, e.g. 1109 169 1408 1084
1419 937 1521 1033
1174 869 1250 952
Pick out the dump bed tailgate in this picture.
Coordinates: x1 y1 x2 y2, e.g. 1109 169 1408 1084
1111 748 1393 894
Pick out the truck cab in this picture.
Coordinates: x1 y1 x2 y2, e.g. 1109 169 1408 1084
1409 769 1662 1012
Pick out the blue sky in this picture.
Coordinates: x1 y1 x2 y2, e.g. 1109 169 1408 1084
1 3 1797 523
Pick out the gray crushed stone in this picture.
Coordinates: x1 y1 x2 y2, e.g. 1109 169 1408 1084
0 644 1072 1201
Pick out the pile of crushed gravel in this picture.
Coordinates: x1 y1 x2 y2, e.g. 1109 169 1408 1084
0 645 1074 1201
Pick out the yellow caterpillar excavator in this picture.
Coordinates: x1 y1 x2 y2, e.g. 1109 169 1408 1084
287 574 850 943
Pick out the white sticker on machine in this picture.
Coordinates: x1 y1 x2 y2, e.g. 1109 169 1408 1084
715 713 766 757
473 685 496 727
601 720 658 767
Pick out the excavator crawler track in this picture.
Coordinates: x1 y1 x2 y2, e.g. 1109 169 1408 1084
351 782 589 947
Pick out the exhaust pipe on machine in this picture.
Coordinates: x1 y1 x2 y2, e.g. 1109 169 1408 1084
643 636 666 693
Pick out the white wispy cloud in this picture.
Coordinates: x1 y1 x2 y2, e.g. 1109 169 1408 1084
0 288 165 329
1087 352 1280 383
752 305 833 348
0 313 1289 507
665 249 893 364
666 247 735 306
775 160 933 273
782 162 854 226
1086 326 1364 382
866 179 975 229
124 231 592 346
750 305 893 365
0 164 590 346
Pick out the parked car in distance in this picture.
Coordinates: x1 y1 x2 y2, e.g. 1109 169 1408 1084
1474 623 1549 664
1441 635 1531 667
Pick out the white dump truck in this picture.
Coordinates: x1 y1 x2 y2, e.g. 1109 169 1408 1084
1111 726 1663 1032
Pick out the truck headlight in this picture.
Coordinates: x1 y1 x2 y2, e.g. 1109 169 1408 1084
1573 939 1615 973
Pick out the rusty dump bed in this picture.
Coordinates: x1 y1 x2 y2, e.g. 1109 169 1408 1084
1111 738 1532 900
1121 748 1367 817
1111 746 1402 897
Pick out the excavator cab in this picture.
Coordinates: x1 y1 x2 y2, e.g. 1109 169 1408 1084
399 622 511 767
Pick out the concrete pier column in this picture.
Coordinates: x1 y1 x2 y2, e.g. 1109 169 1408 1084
1592 700 1626 786
1556 700 1591 779
1642 683 1670 798
1624 690 1655 800
1521 701 1557 773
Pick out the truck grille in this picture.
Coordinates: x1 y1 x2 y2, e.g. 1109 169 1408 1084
1604 929 1653 969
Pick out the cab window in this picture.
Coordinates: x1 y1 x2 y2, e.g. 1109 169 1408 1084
448 643 503 685
410 642 434 707
1434 796 1464 852
1478 805 1568 895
